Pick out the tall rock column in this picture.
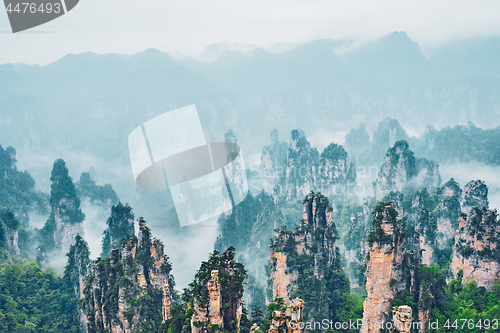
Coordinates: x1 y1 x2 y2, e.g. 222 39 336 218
187 247 245 333
362 202 408 333
65 234 91 332
101 202 134 257
435 179 462 249
40 159 85 259
269 192 349 324
374 141 440 201
191 270 224 332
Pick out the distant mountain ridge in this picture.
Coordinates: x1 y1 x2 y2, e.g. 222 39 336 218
0 31 499 204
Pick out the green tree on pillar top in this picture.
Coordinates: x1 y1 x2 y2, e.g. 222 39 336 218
101 202 135 257
49 159 85 223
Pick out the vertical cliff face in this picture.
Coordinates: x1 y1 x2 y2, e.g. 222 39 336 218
378 178 465 271
435 179 462 249
451 207 500 289
260 129 288 194
374 141 441 201
283 130 320 203
65 234 91 332
409 189 438 266
191 270 224 332
269 242 298 303
362 202 408 333
0 209 20 254
186 247 246 333
101 202 135 257
40 159 85 258
81 219 173 333
269 192 349 323
462 180 489 213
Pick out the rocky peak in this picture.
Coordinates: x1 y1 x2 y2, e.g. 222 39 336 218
435 178 462 249
40 159 85 257
278 130 355 203
0 144 41 228
191 270 224 332
225 129 238 144
81 218 173 333
101 202 135 257
186 247 245 333
282 130 320 202
269 192 349 323
372 118 410 150
462 180 488 213
374 140 440 201
451 206 500 289
64 234 90 332
76 172 119 206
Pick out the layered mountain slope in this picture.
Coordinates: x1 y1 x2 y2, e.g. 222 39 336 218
428 35 500 78
340 31 436 85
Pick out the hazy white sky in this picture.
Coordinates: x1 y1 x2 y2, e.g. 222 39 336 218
0 0 499 64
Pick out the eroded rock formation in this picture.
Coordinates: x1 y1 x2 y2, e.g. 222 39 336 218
191 270 224 332
451 207 500 289
260 129 288 194
374 140 440 201
187 247 245 333
462 180 489 213
65 234 91 332
39 159 85 261
101 202 135 257
435 179 462 249
279 130 355 203
269 192 349 323
391 305 412 333
362 203 408 333
268 298 305 333
81 219 173 333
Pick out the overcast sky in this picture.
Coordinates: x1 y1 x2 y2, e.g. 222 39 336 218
0 0 499 65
